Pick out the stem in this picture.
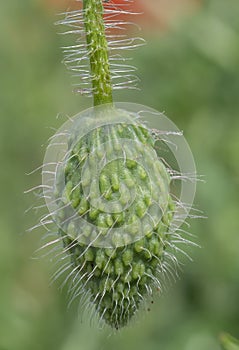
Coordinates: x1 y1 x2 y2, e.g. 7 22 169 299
83 0 113 106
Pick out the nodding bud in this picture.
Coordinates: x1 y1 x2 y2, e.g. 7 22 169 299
29 0 198 331
39 103 197 329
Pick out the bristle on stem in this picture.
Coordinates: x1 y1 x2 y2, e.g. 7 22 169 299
57 0 143 101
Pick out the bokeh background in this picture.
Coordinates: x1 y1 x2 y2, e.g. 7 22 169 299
0 0 239 349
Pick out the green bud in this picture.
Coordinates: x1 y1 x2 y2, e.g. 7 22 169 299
54 118 177 331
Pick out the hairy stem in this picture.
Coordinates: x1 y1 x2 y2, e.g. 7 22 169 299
83 0 113 106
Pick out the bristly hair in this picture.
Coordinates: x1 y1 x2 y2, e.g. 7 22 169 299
56 0 145 96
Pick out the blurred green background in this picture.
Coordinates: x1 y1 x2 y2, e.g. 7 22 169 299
0 0 239 349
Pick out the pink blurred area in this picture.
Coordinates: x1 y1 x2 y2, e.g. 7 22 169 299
42 0 201 30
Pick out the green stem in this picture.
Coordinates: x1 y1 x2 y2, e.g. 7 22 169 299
83 0 113 106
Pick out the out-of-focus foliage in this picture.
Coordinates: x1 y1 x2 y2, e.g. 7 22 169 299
220 333 239 350
0 0 238 349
